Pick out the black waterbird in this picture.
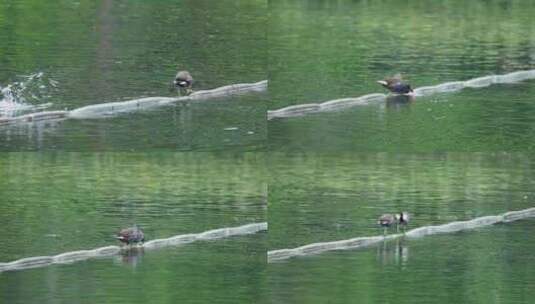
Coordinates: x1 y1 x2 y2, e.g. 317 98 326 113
377 74 413 95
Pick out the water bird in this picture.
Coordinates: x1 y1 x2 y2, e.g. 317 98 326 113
377 74 413 95
377 213 398 235
397 211 410 232
115 225 145 245
377 212 410 235
174 70 194 96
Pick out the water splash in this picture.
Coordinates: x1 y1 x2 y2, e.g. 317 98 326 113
0 72 57 117
0 79 267 126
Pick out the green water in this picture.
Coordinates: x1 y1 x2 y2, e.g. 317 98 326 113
268 222 534 304
2 235 267 304
0 153 266 304
0 0 267 151
268 153 535 303
268 153 535 249
268 0 535 151
2 0 535 303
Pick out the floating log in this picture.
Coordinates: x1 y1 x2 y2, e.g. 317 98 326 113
0 80 267 125
268 70 535 120
268 207 535 262
0 222 267 273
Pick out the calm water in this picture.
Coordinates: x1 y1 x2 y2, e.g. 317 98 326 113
0 96 267 151
268 153 535 303
2 235 267 304
3 0 535 303
268 221 534 304
0 153 266 303
0 0 267 151
268 0 535 151
269 153 535 249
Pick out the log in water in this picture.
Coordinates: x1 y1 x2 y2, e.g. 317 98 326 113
267 69 535 120
0 80 267 125
0 110 68 126
0 222 267 273
267 207 535 262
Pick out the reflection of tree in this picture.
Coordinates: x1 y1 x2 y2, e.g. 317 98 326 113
0 0 266 103
94 0 114 95
269 153 535 249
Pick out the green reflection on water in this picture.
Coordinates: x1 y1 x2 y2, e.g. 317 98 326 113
0 0 267 151
0 152 266 261
269 0 535 151
269 153 535 250
2 235 267 304
268 221 534 304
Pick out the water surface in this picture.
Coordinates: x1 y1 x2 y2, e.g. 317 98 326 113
0 152 266 303
0 152 266 261
268 221 534 304
0 0 266 151
268 0 535 151
269 153 535 250
2 235 267 304
268 152 535 303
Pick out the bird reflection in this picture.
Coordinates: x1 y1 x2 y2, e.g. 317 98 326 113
376 238 409 268
115 247 144 268
386 94 414 109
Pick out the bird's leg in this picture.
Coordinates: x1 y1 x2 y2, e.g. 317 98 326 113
383 227 387 236
186 87 194 96
169 82 176 93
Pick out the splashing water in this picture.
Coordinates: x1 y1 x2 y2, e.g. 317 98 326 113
0 72 58 117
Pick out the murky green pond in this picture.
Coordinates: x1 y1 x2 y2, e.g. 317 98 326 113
3 0 535 303
0 0 267 151
268 0 535 151
3 236 266 304
268 153 535 303
0 153 266 303
268 221 534 304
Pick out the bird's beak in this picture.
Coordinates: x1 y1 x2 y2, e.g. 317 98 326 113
376 80 388 86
